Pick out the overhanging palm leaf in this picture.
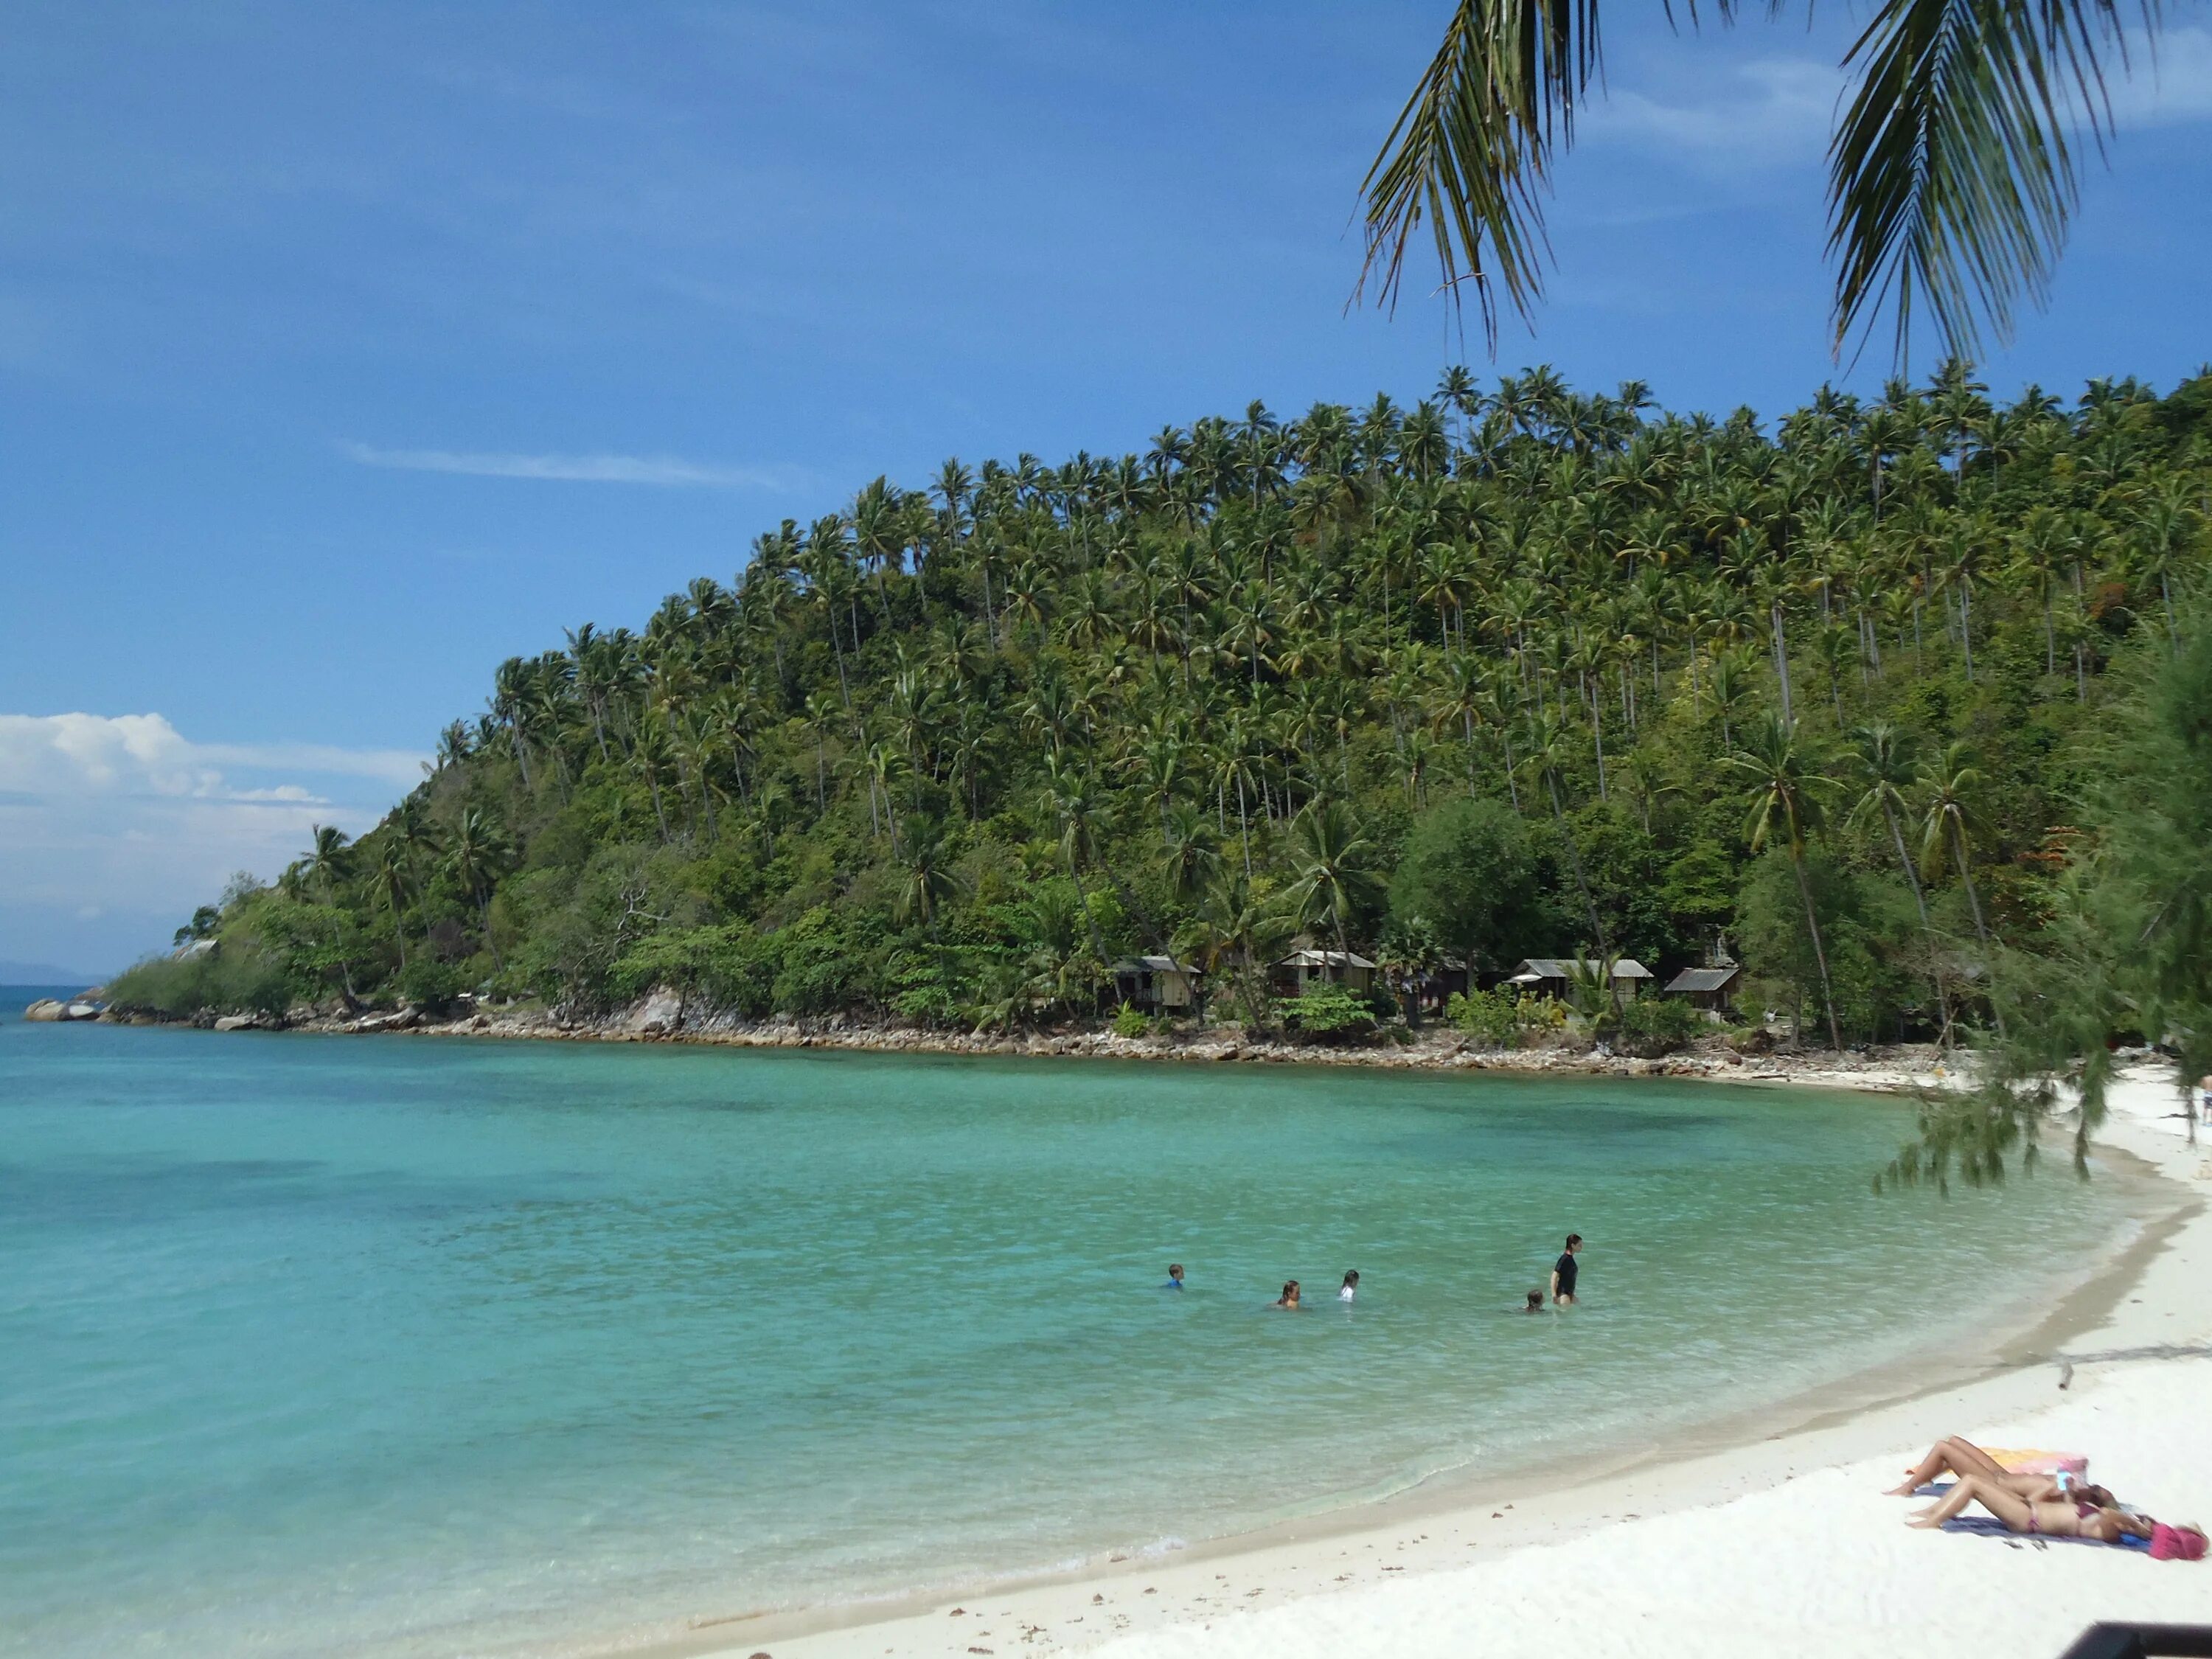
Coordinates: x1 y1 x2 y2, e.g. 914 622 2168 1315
1354 0 1597 343
1829 0 2146 359
1359 0 2157 360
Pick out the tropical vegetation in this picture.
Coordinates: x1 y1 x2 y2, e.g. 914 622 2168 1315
112 362 2212 1065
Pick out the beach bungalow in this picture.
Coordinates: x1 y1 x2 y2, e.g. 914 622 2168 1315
1271 948 1378 998
1408 955 1470 1015
1109 955 1200 1013
1504 958 1655 1001
1663 964 1742 1015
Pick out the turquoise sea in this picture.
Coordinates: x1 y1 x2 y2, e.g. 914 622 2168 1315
0 995 2134 1658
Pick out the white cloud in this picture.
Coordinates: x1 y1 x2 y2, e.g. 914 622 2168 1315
1582 57 1842 167
0 713 427 964
0 713 426 803
2107 26 2212 127
1575 27 2212 178
340 440 800 489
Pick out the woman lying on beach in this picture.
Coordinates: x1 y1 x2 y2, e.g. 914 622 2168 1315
1885 1437 2112 1506
1906 1475 2196 1551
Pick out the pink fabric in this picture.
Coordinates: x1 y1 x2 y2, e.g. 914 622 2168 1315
1996 1452 2089 1476
2150 1524 2207 1562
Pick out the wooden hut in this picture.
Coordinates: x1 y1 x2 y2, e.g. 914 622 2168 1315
1504 958 1655 1001
1663 964 1741 1014
1110 955 1200 1012
1270 948 1378 998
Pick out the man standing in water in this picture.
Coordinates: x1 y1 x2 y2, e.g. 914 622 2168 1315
1550 1234 1582 1306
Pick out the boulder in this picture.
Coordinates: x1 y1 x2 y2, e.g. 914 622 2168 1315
628 986 684 1037
22 998 64 1022
213 1014 260 1033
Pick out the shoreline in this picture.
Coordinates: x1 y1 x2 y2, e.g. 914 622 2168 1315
93 991 1955 1091
55 998 2210 1652
667 1062 2212 1659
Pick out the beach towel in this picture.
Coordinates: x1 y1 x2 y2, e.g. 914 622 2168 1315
1983 1449 2089 1476
1938 1516 2149 1551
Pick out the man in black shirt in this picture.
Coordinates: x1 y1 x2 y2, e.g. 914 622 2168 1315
1550 1233 1582 1306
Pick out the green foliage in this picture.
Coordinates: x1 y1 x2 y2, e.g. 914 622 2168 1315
397 956 476 1015
132 366 2212 1055
1614 994 1706 1057
1890 603 2212 1189
107 949 291 1019
609 922 778 1016
1444 984 1564 1047
1274 985 1380 1040
1112 1001 1153 1039
768 906 873 1015
1386 796 1543 973
1736 851 1928 1044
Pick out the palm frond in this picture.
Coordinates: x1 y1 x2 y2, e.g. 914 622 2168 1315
1354 0 1605 342
1828 0 2156 361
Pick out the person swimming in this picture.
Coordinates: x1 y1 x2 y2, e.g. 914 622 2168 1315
1338 1270 1359 1303
1273 1279 1302 1310
1164 1263 1185 1290
1523 1289 1545 1312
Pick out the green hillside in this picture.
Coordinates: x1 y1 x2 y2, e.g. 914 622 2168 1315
115 361 2212 1051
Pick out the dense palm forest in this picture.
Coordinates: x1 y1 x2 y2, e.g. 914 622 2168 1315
118 362 2212 1053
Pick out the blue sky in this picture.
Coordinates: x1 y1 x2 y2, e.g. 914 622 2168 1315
4 1 2209 976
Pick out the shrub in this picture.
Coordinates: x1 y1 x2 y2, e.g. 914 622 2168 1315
1274 986 1378 1041
398 956 475 1015
106 949 292 1019
1112 1001 1152 1038
1614 994 1706 1057
610 922 777 1016
1445 987 1565 1048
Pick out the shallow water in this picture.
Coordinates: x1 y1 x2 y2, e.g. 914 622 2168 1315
0 1001 2131 1658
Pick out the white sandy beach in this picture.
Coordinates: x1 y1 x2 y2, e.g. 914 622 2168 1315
700 1062 2212 1659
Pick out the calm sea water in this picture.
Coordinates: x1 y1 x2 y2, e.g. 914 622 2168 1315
0 995 2132 1658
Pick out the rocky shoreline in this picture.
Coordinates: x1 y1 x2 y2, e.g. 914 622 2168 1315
89 988 1949 1091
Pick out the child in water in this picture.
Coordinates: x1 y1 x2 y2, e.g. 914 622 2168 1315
1338 1270 1359 1303
1273 1279 1302 1310
1523 1290 1545 1312
1163 1263 1184 1290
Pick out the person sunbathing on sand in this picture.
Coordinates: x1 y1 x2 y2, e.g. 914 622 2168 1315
1906 1475 2188 1549
1885 1436 2111 1506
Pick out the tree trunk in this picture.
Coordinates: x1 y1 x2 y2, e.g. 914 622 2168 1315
1883 803 1952 1047
1790 849 1843 1050
1770 602 1795 728
476 891 504 972
1950 821 2006 1037
1236 773 1253 878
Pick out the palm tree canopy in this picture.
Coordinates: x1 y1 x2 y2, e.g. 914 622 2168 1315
1357 0 2157 359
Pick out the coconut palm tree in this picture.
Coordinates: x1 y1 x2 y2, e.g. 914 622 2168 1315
1280 801 1382 955
373 836 414 970
1918 742 2004 1035
301 823 360 1005
894 818 966 939
448 809 510 972
1729 714 1843 1050
1846 722 1952 1043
